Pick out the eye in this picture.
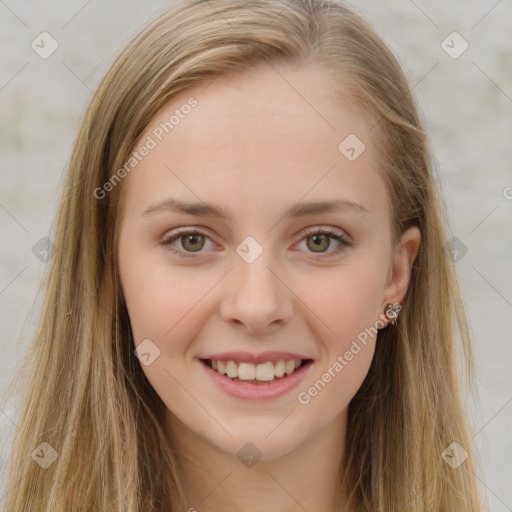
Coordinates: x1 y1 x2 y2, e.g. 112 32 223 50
160 228 215 257
297 227 351 258
160 226 351 258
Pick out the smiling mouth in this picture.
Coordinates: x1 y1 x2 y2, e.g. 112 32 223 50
200 358 313 384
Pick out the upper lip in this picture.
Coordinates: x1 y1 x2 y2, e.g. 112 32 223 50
199 351 313 364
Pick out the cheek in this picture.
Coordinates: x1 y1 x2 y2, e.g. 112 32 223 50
119 251 162 341
299 257 388 341
296 293 382 417
119 250 211 355
293 254 388 406
118 253 210 404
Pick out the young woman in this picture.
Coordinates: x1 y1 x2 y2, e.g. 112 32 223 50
2 0 485 510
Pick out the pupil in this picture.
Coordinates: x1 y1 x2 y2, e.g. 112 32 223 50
183 234 204 252
309 234 328 252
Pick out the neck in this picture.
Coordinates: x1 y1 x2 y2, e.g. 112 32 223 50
166 410 348 512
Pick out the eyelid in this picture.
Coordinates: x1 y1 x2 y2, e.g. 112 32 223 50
301 225 350 241
160 227 218 258
160 225 352 258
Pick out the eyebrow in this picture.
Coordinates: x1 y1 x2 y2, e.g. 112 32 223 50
142 197 369 219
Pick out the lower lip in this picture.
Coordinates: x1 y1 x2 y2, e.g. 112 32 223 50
200 360 313 401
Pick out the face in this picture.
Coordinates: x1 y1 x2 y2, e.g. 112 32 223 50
117 61 419 461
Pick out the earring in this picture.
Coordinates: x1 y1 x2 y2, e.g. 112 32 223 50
384 302 402 325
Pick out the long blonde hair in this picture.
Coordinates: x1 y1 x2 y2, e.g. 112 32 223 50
2 0 484 510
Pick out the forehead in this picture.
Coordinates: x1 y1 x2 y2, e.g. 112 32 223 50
120 62 387 223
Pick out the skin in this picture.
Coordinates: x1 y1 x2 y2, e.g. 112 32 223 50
117 60 421 512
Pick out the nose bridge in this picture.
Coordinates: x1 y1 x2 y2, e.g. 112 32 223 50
234 235 282 303
220 234 292 332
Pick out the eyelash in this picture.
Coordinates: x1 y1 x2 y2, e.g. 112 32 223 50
160 227 352 259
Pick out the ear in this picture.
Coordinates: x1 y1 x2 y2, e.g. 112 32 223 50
381 226 421 310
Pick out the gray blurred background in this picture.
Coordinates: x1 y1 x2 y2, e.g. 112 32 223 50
1 1 511 510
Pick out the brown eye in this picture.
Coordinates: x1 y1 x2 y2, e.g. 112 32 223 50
161 227 351 259
306 233 331 253
181 233 205 252
297 227 351 258
161 229 214 257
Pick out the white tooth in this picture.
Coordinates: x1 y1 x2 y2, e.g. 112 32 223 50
238 362 256 380
255 361 275 381
226 360 238 378
274 359 286 377
294 358 302 370
211 360 218 371
285 359 295 375
217 360 227 375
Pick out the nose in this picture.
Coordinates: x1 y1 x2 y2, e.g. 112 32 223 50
219 248 293 335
